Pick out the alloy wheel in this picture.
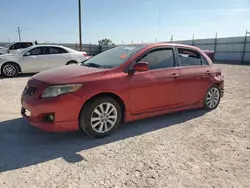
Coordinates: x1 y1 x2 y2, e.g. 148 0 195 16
3 64 16 77
206 87 220 109
90 102 118 133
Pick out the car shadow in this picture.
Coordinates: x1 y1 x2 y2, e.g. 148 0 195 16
0 109 207 172
0 73 35 79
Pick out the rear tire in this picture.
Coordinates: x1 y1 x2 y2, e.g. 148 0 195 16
1 62 19 77
203 85 221 110
79 96 122 138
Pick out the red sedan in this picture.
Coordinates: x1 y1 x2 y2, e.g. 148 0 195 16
21 43 224 138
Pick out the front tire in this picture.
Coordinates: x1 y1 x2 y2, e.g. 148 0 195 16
1 63 19 77
79 97 122 138
203 85 221 110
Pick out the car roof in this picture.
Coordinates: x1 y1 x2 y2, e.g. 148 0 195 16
124 43 200 50
32 44 66 47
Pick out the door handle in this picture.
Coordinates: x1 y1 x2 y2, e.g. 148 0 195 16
170 73 179 78
205 70 212 74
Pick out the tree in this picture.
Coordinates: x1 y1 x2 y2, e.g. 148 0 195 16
98 38 115 46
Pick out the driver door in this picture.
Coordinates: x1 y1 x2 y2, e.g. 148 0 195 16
19 47 51 73
129 47 181 114
9 43 21 54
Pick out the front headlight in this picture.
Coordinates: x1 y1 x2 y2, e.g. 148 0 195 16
41 84 82 98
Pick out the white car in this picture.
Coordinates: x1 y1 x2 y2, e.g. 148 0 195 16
0 45 87 77
0 42 35 55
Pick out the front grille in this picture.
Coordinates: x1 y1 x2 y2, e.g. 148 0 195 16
24 85 37 96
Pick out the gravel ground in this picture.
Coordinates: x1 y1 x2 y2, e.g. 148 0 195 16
0 64 249 188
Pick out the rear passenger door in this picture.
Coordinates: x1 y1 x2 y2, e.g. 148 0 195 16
47 47 69 69
176 48 212 106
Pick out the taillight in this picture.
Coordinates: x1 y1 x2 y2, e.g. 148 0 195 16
83 53 87 57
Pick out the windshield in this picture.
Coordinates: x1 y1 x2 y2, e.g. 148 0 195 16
4 42 15 48
81 45 146 68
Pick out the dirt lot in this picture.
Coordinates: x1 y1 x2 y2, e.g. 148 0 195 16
0 64 249 188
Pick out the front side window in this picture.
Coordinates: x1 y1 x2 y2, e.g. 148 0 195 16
10 43 21 50
177 48 207 66
81 45 146 69
14 43 27 49
10 43 32 50
25 47 49 56
27 47 42 55
137 48 175 70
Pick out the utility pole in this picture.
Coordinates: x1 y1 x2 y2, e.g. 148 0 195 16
78 0 82 51
170 35 173 43
17 27 22 41
241 30 250 64
214 32 218 53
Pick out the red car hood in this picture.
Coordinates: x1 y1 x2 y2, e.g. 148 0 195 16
33 65 107 84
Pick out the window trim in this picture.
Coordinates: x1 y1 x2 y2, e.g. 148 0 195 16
175 47 210 68
124 46 177 73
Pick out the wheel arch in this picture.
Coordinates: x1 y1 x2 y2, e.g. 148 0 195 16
66 60 78 65
79 92 126 123
1 61 22 73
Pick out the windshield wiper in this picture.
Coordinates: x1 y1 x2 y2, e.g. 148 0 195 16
84 62 101 68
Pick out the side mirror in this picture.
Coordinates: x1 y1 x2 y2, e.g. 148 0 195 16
24 52 31 56
133 61 149 71
128 62 149 74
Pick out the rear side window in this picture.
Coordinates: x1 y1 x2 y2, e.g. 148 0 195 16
137 48 175 70
177 48 208 66
49 47 68 54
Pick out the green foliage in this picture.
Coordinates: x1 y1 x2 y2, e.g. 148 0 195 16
98 38 115 46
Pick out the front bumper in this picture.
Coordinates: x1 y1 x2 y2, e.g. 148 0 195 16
21 91 86 132
21 109 79 132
